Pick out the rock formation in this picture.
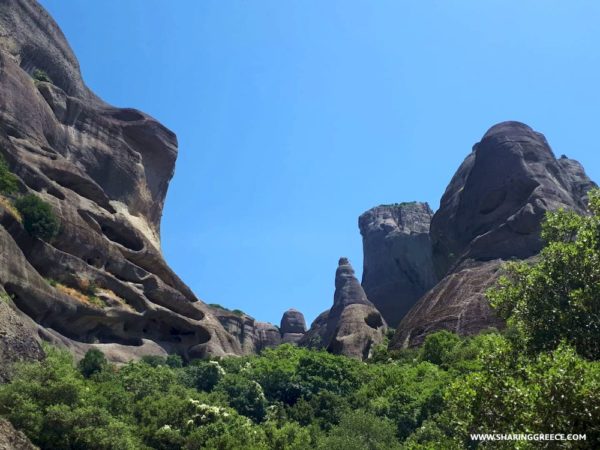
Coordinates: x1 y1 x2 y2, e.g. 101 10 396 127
280 308 306 343
0 418 37 450
359 202 437 327
0 0 284 366
210 306 282 354
392 121 596 347
301 258 387 359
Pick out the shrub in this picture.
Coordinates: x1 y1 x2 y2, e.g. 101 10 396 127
0 154 18 195
15 194 60 240
419 330 461 366
78 349 107 378
32 69 52 83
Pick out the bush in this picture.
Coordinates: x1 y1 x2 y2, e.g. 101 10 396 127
78 349 107 378
0 154 18 195
216 374 268 422
15 194 60 240
419 330 461 366
32 69 52 83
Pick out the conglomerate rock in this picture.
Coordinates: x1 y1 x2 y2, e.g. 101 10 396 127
392 122 596 348
359 202 437 327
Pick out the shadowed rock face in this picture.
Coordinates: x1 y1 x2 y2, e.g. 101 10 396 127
392 122 596 348
359 202 437 327
301 258 387 359
0 0 271 364
431 121 595 279
280 308 306 344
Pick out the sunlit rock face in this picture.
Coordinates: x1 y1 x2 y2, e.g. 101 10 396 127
301 258 387 360
359 202 437 327
0 0 267 363
392 121 596 348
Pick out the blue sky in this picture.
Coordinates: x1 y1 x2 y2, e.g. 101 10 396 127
40 0 600 326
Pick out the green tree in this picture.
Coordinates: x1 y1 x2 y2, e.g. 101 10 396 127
419 330 461 366
217 374 268 422
15 194 60 240
318 411 401 450
78 348 107 378
488 188 600 360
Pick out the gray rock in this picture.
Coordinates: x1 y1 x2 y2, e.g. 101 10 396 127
359 202 437 327
301 258 387 359
0 0 250 362
393 122 596 347
430 121 595 279
0 418 37 450
280 308 306 334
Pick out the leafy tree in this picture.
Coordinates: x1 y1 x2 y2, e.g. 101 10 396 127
419 330 461 366
488 188 600 360
181 360 224 392
15 193 60 240
217 374 268 422
78 348 107 378
166 354 183 368
318 411 401 450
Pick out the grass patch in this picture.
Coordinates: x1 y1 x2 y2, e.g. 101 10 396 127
0 194 22 222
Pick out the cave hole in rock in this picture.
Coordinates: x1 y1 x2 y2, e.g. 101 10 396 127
365 311 384 329
96 218 144 251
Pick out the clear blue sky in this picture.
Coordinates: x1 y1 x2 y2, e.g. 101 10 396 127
40 0 600 326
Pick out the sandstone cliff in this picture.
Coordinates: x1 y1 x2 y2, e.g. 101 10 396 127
0 0 282 366
392 121 596 347
359 202 437 327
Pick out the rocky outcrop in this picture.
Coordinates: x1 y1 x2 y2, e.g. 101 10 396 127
0 289 44 383
392 122 596 348
301 258 387 359
0 0 263 364
280 308 306 343
210 306 282 354
430 121 595 279
0 418 37 450
359 202 437 327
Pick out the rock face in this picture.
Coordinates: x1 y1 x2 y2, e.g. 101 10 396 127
280 308 306 343
301 258 387 359
210 306 282 354
0 418 37 450
430 121 595 279
0 0 279 364
392 122 596 348
359 202 437 327
0 290 44 383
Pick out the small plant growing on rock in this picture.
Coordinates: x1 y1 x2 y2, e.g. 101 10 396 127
32 68 52 83
0 154 18 195
15 193 60 240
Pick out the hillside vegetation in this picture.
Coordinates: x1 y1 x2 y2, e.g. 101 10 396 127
2 192 600 449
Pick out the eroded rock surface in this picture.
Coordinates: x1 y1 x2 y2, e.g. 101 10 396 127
393 122 595 347
301 258 386 359
0 418 37 450
0 0 268 364
359 202 437 327
280 308 306 343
